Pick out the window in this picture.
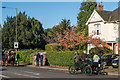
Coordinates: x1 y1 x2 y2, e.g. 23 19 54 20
94 24 100 35
97 30 99 35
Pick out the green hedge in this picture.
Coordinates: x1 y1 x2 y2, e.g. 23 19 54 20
16 49 44 64
46 51 77 66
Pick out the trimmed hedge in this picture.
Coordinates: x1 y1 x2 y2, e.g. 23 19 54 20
46 51 77 66
16 49 44 64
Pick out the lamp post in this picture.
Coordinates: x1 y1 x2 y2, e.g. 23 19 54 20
2 6 18 42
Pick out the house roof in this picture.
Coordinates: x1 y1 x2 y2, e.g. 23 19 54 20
96 7 120 22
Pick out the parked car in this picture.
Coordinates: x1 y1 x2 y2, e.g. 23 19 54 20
101 54 118 66
111 54 119 59
112 57 119 68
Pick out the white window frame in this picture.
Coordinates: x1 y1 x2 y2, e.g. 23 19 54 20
94 24 101 35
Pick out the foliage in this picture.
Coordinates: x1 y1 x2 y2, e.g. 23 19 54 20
2 12 45 49
77 0 97 35
56 27 109 51
46 51 77 66
88 47 112 58
43 19 72 43
16 49 42 64
45 43 61 51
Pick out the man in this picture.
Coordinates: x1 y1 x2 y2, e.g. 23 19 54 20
81 50 87 61
36 52 40 66
74 51 80 63
40 52 44 66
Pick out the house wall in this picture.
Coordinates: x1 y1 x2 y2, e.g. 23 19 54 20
89 22 119 42
87 10 119 54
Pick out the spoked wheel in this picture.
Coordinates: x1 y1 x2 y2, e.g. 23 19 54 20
5 61 7 67
85 66 92 76
69 65 76 74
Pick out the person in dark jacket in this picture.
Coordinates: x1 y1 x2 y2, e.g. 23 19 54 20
36 52 40 66
40 52 44 66
81 50 87 61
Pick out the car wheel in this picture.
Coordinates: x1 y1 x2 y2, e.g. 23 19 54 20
85 66 92 76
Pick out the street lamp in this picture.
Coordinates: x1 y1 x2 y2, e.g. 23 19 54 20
2 6 18 42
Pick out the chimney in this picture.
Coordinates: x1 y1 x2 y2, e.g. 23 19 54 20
97 2 104 10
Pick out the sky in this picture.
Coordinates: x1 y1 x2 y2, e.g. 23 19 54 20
1 2 119 29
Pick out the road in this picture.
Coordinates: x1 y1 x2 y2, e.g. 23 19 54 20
0 65 119 79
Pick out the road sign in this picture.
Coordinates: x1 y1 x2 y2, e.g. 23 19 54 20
14 42 18 48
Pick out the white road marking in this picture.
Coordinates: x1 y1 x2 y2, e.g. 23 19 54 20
13 72 40 78
0 75 10 78
23 71 40 75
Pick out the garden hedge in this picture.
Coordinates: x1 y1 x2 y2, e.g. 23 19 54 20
16 49 43 64
46 51 77 66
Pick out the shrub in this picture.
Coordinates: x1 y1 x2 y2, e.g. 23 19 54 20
45 43 61 51
46 51 79 66
88 47 112 58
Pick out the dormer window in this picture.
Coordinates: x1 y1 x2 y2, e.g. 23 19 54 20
94 24 101 35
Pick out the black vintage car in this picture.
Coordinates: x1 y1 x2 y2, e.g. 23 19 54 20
69 58 108 76
101 54 119 66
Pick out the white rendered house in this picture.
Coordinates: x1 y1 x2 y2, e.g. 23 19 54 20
86 2 119 54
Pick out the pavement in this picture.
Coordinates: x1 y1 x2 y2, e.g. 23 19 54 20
27 65 119 76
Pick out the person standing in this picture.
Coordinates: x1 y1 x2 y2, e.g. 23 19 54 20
36 52 40 66
40 52 44 66
33 53 36 65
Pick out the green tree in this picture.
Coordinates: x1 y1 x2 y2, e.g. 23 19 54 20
44 19 71 43
2 11 45 49
77 0 97 34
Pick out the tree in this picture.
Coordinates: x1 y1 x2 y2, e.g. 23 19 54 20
2 11 45 49
77 0 97 34
56 27 110 51
43 19 71 43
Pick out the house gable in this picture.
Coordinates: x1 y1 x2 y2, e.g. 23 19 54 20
86 10 105 25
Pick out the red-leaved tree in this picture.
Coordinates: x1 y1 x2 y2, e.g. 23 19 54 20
56 27 110 50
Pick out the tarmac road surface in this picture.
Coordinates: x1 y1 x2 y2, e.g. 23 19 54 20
1 64 119 79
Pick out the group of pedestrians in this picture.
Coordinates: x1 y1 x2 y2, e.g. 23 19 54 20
34 52 44 66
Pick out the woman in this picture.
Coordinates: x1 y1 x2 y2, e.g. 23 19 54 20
93 53 100 63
